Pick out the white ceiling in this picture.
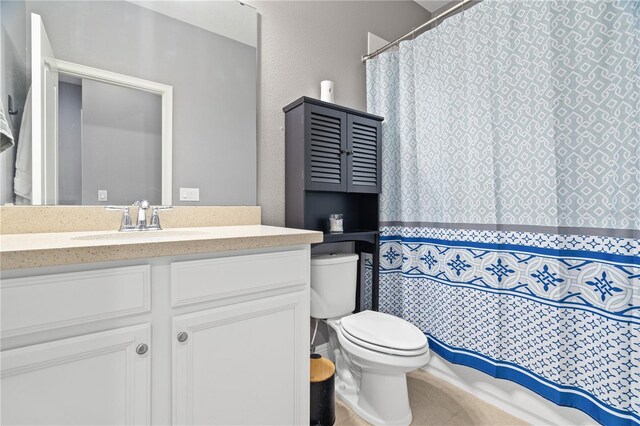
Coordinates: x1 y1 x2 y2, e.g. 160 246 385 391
414 0 453 13
127 0 257 47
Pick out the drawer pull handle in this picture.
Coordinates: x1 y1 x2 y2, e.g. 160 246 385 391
136 343 149 355
177 332 189 343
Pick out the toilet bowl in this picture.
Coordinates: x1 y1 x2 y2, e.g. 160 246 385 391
311 254 430 426
326 311 429 426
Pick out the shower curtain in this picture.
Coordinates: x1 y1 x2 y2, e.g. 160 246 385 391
366 0 639 424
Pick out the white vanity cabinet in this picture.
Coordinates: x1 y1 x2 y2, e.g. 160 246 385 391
173 291 308 425
170 250 310 425
1 324 151 425
1 265 152 425
0 245 311 426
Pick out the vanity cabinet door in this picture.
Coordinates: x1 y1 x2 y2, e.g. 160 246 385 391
1 324 151 425
173 291 309 425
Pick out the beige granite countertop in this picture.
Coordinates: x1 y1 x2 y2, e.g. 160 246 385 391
0 225 323 270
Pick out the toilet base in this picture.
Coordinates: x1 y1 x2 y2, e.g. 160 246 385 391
335 369 413 426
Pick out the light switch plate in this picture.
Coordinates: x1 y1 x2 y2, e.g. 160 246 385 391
98 190 108 202
180 187 200 202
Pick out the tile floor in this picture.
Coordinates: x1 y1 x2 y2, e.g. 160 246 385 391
334 369 528 426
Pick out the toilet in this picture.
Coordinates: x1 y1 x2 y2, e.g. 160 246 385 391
311 253 430 426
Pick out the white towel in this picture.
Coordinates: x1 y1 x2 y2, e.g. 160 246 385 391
0 98 15 153
14 87 32 203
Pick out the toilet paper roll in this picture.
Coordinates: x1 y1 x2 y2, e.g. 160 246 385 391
321 80 334 103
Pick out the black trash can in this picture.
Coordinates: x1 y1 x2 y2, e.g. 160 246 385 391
310 354 335 426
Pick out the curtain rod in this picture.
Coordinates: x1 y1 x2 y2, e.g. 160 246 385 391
362 0 475 62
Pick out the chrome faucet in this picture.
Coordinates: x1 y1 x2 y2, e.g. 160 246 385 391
106 201 172 231
133 200 151 229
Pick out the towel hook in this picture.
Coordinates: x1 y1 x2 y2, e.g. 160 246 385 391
7 95 18 115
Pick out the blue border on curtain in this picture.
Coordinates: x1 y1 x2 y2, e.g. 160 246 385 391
379 235 639 266
428 335 640 426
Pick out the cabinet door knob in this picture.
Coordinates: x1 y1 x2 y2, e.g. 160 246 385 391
136 343 149 355
177 331 189 343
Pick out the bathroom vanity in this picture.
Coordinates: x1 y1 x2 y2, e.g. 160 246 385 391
0 214 322 425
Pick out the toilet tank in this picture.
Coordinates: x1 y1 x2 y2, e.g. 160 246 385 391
310 253 359 319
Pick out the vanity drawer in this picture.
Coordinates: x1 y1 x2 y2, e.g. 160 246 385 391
171 249 309 307
1 265 151 338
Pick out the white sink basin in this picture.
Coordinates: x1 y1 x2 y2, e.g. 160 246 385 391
72 230 208 241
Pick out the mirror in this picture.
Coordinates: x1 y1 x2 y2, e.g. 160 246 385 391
1 0 257 206
57 74 165 206
31 17 173 206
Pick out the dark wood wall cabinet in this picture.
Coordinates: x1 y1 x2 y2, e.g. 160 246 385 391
284 97 383 311
285 97 382 194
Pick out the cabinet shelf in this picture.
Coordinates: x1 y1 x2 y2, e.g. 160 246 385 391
318 230 379 244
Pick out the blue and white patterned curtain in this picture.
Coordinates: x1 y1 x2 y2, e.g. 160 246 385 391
366 0 639 424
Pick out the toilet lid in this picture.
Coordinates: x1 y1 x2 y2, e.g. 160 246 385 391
340 311 427 352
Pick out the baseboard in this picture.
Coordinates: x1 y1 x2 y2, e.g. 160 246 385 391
423 353 596 426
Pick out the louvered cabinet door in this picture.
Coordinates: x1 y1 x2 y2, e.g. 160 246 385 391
347 115 381 193
305 104 347 192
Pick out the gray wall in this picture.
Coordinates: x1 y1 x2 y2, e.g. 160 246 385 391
82 79 162 205
22 0 257 206
58 81 82 205
245 1 431 346
246 1 431 226
0 0 27 205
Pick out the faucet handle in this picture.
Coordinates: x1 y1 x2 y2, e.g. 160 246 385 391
148 205 172 230
105 205 128 211
105 205 135 231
